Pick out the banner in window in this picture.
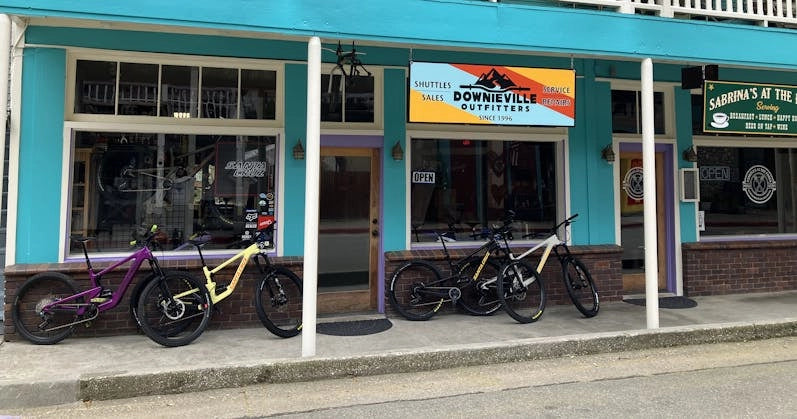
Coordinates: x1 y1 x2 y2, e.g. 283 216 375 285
409 62 575 126
703 81 797 136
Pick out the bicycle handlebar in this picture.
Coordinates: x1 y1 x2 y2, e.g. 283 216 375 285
130 224 160 248
521 213 579 239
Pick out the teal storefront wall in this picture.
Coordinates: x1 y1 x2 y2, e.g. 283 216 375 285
16 47 65 263
3 0 796 69
9 24 796 263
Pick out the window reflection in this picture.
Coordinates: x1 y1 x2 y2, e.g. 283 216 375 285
161 65 199 118
611 90 665 134
699 146 796 235
75 60 117 114
71 131 277 253
119 63 158 116
201 67 238 119
410 139 557 242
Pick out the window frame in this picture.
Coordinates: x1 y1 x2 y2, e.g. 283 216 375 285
405 127 568 250
60 122 285 261
693 137 797 242
319 63 383 129
65 49 284 128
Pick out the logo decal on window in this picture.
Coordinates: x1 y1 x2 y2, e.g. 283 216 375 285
742 165 776 204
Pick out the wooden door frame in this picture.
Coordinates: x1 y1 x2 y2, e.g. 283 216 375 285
317 146 380 313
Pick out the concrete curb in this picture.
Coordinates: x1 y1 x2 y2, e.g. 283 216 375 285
78 318 797 403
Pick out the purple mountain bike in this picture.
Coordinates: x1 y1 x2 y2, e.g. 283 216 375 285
11 226 212 347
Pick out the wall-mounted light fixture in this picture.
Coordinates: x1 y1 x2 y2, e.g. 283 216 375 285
391 141 404 161
292 139 305 160
601 144 615 163
682 145 698 163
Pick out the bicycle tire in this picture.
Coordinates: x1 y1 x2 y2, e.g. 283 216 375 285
497 260 546 324
255 266 303 338
130 272 195 337
456 257 502 316
561 257 600 317
388 260 444 321
12 272 81 345
136 271 212 347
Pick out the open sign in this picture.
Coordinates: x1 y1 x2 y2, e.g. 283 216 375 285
412 171 436 184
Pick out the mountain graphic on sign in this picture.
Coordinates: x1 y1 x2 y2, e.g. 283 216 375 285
475 68 516 90
461 68 530 92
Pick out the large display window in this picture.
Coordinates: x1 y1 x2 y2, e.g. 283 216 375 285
698 146 797 236
69 131 277 254
410 138 558 243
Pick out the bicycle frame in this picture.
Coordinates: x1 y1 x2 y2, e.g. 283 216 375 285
509 233 561 275
199 242 267 304
41 245 158 318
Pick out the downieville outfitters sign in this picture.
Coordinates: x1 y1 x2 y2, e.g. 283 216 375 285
703 81 797 136
409 62 575 126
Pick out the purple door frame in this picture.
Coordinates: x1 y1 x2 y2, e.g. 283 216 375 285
320 135 386 312
619 142 677 293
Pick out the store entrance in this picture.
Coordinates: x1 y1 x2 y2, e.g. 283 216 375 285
317 147 380 313
618 146 674 294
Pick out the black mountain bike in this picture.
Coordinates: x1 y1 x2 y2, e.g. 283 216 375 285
388 217 527 321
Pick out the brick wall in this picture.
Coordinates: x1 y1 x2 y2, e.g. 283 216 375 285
384 244 624 319
682 240 797 296
2 256 303 342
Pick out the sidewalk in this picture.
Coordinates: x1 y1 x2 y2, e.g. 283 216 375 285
1 291 796 409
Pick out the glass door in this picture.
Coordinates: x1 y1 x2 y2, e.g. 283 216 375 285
619 150 668 293
318 147 379 313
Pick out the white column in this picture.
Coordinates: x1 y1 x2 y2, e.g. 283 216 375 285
0 14 9 261
301 36 321 357
641 58 659 329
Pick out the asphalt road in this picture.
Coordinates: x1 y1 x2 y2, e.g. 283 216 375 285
5 336 795 418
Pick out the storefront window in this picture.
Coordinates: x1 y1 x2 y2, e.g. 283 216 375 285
161 65 199 118
321 74 374 122
73 59 277 120
410 139 557 242
70 131 277 254
611 90 665 134
118 62 159 116
75 60 117 114
201 67 238 118
698 146 797 236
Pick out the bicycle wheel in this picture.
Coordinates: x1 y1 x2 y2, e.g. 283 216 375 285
388 260 444 321
12 272 81 344
136 271 212 347
456 257 502 316
130 272 194 337
255 266 303 338
562 257 600 317
497 260 546 324
96 145 156 205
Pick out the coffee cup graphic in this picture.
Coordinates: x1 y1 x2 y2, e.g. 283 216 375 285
711 112 729 128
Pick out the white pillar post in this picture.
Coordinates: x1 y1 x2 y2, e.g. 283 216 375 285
0 14 10 247
641 58 660 329
301 36 321 357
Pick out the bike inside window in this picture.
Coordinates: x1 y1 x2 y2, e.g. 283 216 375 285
70 131 278 254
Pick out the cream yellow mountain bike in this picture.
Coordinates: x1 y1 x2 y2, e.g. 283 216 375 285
136 218 302 338
497 213 599 323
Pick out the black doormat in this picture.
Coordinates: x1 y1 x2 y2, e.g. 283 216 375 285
624 296 698 309
316 318 393 336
